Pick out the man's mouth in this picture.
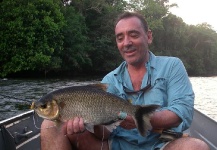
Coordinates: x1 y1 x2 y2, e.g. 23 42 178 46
123 48 136 56
123 46 137 54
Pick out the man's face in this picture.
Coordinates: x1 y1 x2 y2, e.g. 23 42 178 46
115 17 152 66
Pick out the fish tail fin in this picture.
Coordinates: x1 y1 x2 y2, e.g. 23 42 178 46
134 105 159 136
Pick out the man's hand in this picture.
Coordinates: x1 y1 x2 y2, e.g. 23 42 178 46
63 117 111 140
65 117 85 135
120 115 137 130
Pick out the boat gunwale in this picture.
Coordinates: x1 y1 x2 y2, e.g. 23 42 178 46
0 110 34 126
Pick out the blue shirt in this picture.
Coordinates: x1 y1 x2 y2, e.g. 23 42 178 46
101 51 194 150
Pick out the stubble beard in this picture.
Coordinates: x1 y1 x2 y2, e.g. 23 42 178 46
125 50 149 67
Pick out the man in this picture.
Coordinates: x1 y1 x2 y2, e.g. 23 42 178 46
40 12 209 150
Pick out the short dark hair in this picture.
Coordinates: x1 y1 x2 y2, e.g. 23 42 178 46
115 12 149 32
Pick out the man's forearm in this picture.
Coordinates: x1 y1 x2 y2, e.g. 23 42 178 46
150 110 182 129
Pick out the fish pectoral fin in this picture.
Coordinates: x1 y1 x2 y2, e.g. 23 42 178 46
85 123 95 133
85 121 122 134
104 120 122 132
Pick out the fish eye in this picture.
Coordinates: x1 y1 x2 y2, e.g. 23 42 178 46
40 104 47 109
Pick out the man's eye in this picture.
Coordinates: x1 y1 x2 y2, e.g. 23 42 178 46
116 36 123 42
130 33 139 38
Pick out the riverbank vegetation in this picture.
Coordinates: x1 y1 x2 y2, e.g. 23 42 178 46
1 0 217 78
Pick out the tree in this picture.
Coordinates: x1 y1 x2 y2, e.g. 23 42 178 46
68 0 126 73
186 24 217 75
60 5 92 73
0 0 65 77
152 13 188 54
1 0 217 77
86 1 126 73
128 0 176 30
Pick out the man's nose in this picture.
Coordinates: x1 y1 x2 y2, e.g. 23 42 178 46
123 37 132 46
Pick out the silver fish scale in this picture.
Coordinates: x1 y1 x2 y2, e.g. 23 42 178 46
54 87 136 125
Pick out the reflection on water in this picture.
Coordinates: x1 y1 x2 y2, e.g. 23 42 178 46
190 77 217 122
0 78 101 121
0 77 217 122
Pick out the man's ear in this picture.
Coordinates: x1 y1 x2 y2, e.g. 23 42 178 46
147 29 153 44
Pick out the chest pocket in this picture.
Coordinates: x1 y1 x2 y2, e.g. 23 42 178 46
143 78 168 107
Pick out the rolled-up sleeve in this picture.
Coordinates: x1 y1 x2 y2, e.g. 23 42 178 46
163 58 194 131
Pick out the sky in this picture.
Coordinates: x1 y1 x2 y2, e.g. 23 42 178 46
169 0 217 31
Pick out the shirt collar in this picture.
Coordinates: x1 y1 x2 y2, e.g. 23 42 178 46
113 51 157 79
148 51 157 70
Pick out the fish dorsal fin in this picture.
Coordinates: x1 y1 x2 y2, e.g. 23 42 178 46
88 83 108 92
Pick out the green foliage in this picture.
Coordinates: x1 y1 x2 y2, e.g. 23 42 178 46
129 0 172 30
151 13 217 76
60 5 92 72
84 1 125 72
185 24 217 75
152 13 188 53
0 0 65 77
1 0 217 77
65 0 126 73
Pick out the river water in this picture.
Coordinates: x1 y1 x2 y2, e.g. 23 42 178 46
190 77 217 122
0 77 217 122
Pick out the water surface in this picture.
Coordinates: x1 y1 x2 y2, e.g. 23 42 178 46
190 77 217 122
0 77 216 122
0 78 100 120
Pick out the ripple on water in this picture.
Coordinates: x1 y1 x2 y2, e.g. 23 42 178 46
0 77 216 122
0 79 101 120
190 76 217 122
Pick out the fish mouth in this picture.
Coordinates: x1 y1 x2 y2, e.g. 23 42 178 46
30 101 35 110
33 100 60 121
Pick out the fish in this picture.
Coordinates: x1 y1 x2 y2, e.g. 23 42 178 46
31 84 159 136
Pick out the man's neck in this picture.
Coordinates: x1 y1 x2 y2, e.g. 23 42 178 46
127 63 147 91
127 51 150 91
127 51 149 73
